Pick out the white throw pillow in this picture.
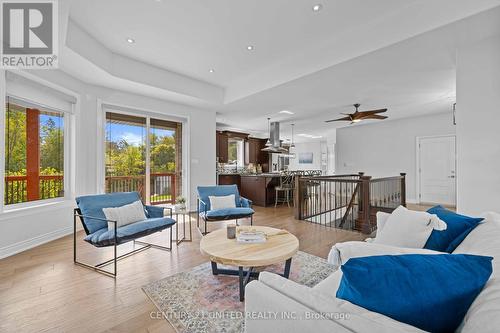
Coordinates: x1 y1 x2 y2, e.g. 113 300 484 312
209 194 236 210
373 205 447 248
103 200 147 230
376 211 391 232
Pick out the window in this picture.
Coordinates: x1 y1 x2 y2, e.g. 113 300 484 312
227 138 244 167
105 112 182 205
4 98 64 205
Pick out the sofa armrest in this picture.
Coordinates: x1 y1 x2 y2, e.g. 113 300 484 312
144 205 170 218
327 241 443 268
240 197 253 208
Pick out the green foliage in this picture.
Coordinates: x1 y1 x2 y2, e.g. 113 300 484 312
5 106 26 173
106 139 146 176
40 117 64 171
106 132 176 176
150 133 176 173
4 106 64 205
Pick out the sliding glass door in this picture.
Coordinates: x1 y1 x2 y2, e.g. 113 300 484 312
105 112 182 205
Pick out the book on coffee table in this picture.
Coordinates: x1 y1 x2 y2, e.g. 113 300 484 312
237 230 267 244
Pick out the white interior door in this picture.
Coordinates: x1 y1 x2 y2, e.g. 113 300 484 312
418 136 456 206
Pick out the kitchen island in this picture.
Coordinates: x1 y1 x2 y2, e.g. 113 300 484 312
218 173 280 207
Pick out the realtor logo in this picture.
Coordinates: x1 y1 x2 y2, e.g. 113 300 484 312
1 0 58 68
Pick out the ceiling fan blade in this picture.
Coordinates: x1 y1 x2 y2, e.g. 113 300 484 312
325 116 352 123
361 114 388 120
357 109 388 116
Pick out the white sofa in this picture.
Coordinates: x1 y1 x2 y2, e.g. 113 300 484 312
245 212 500 333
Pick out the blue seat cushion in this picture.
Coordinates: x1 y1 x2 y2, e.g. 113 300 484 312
336 254 492 333
197 185 241 211
84 217 176 247
424 205 483 253
201 207 254 221
76 192 143 234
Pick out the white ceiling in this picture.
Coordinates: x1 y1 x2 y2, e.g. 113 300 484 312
63 0 500 141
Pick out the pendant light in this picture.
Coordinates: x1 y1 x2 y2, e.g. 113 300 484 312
265 117 272 146
288 123 296 159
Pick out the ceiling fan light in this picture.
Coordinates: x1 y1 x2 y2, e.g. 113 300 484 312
352 119 361 123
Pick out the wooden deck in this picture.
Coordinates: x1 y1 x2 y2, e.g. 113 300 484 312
0 205 368 332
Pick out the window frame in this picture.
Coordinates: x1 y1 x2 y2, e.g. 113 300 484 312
99 104 186 206
0 71 77 214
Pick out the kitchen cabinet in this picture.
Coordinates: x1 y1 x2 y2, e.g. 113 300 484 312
218 174 241 191
240 175 279 206
216 131 228 163
247 139 257 164
246 138 269 171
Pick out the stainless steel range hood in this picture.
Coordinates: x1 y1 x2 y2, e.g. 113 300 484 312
261 122 289 153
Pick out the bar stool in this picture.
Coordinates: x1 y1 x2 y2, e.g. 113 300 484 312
275 171 294 207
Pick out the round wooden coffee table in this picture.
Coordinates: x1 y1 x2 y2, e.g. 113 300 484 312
200 226 299 301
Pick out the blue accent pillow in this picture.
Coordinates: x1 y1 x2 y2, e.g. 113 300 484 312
424 205 483 253
336 254 492 333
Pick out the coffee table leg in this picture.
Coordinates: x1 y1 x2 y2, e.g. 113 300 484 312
283 258 292 279
211 261 219 275
239 267 244 301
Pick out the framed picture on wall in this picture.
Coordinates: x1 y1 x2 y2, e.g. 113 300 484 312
299 152 313 164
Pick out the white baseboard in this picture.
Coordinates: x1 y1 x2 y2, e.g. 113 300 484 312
0 226 73 259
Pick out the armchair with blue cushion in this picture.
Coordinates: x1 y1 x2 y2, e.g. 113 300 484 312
74 191 176 277
197 185 254 235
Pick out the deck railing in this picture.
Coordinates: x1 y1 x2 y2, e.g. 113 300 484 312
4 175 64 205
5 173 176 205
294 172 406 234
105 173 176 204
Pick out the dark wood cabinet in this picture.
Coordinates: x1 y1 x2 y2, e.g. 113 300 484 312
240 175 278 206
240 176 266 206
218 174 241 191
216 131 228 163
247 139 258 164
216 131 268 170
246 138 269 171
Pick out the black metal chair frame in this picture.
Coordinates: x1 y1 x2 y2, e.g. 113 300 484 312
73 207 174 278
196 198 253 235
275 171 295 207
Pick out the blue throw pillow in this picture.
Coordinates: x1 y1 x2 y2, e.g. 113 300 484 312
336 254 492 333
424 206 483 253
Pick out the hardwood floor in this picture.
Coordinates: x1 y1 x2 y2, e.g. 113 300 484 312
0 206 366 333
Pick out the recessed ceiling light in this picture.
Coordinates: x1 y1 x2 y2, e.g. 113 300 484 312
279 110 294 115
312 4 323 12
126 37 135 44
209 69 215 73
298 133 322 139
246 45 254 51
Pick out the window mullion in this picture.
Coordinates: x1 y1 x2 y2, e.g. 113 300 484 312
145 117 151 205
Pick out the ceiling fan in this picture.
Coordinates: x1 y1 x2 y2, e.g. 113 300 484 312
325 103 388 124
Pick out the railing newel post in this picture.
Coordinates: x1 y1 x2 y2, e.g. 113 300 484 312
400 173 406 207
356 175 372 234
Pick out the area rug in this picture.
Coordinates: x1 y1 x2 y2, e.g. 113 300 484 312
142 251 335 333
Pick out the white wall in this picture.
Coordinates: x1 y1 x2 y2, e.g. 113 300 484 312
0 69 216 258
456 35 500 216
336 113 456 202
288 142 323 171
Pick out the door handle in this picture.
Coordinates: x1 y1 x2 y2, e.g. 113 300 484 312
448 175 455 178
